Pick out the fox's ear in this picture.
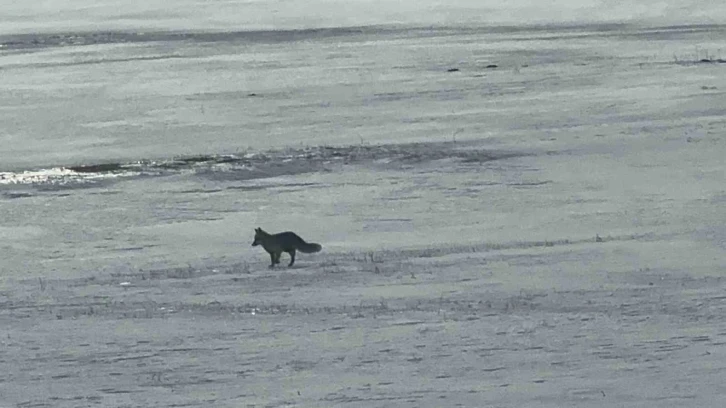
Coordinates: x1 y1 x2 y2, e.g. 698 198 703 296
255 227 261 232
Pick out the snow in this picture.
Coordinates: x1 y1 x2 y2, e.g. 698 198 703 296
0 5 725 407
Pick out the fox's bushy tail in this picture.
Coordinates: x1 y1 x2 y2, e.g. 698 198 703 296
298 241 322 253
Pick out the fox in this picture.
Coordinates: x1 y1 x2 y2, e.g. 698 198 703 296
251 227 322 267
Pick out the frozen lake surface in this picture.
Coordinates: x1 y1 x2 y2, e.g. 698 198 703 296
1 3 726 407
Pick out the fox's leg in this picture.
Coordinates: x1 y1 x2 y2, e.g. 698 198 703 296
274 252 282 265
287 249 296 267
268 251 276 268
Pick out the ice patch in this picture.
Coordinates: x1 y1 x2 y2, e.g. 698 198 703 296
1 142 518 188
0 167 140 185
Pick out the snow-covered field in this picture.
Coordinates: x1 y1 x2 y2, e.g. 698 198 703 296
3 0 726 34
1 3 726 407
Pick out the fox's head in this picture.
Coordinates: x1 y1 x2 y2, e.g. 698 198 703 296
251 227 267 246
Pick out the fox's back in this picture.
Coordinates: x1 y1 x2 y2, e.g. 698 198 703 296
263 231 304 251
